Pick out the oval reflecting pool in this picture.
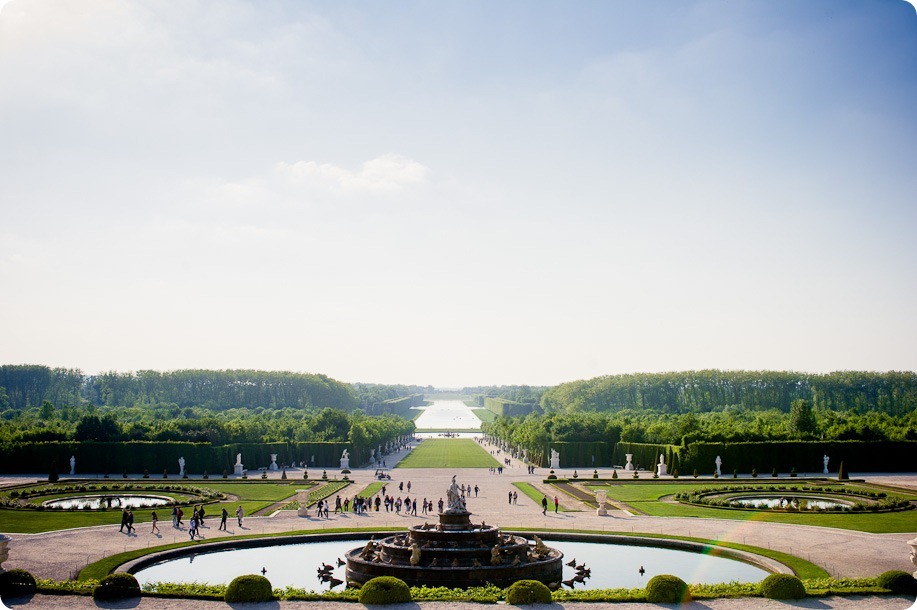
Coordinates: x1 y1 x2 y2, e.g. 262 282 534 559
44 495 172 510
133 537 770 591
728 495 853 510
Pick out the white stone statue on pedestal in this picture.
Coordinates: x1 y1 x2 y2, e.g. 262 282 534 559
269 454 278 471
178 456 185 477
715 455 722 477
656 454 667 476
446 475 466 512
823 454 829 474
69 456 75 476
550 449 560 470
234 453 244 476
624 454 634 471
340 449 350 470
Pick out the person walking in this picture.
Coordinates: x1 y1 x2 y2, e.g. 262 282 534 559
119 509 128 533
176 507 184 527
236 505 244 527
541 496 548 516
151 510 160 534
508 491 512 504
553 496 559 513
171 506 178 528
474 485 479 497
189 515 197 540
513 491 518 504
407 481 412 493
197 505 205 526
126 509 135 534
219 507 228 531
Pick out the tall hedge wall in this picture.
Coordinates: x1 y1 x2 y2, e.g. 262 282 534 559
613 443 683 473
0 441 352 475
548 441 614 468
681 441 917 475
380 395 424 417
483 397 534 418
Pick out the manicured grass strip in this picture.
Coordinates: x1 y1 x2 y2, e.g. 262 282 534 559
472 408 496 423
395 439 501 468
358 481 386 497
512 482 568 512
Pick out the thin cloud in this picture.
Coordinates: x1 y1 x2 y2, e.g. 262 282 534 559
275 154 429 193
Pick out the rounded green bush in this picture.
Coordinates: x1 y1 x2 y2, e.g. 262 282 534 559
645 574 691 604
877 570 917 595
505 579 552 605
358 576 412 604
0 568 37 598
225 574 273 603
759 573 806 599
92 572 141 600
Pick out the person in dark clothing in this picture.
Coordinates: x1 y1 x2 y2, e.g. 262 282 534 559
219 507 228 531
120 509 128 532
541 496 548 516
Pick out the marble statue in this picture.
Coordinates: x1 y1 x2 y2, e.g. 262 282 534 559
823 454 830 474
410 543 421 566
624 453 634 471
656 454 667 476
446 475 465 511
178 456 185 476
550 448 560 469
715 455 722 477
69 456 75 476
234 453 244 476
269 454 278 471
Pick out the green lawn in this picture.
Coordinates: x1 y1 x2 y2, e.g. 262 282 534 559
395 439 501 468
513 482 568 512
471 408 496 423
584 482 917 533
0 480 303 533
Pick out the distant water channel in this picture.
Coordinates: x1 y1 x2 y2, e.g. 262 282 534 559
412 400 482 434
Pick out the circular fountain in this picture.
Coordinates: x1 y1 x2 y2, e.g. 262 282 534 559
345 476 563 588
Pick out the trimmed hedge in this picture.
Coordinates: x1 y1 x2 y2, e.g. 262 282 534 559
483 397 534 418
225 574 273 603
505 579 552 605
358 576 412 604
645 574 691 604
548 441 614 468
759 573 805 599
0 568 37 598
92 573 141 600
876 570 917 595
0 440 354 475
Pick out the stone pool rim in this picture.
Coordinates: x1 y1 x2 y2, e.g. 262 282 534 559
120 530 793 581
42 494 175 509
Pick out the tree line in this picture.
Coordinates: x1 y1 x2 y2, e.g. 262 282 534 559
541 370 917 415
0 365 428 413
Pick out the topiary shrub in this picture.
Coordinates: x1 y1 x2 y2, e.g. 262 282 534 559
877 570 917 595
759 573 805 599
225 574 273 603
358 576 411 604
837 461 848 480
506 579 552 605
0 568 37 598
92 573 141 600
645 574 691 604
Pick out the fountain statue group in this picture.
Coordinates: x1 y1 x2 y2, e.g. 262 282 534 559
345 474 564 588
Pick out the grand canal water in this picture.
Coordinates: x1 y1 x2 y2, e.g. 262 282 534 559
412 399 482 432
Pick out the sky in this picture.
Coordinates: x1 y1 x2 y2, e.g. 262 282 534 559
1 0 915 388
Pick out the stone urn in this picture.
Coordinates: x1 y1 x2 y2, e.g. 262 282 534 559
595 490 608 516
296 489 310 517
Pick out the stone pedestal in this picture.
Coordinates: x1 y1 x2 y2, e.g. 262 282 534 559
269 454 279 471
0 534 9 571
595 490 608 516
657 462 667 476
297 489 310 517
550 455 560 469
234 463 244 476
908 537 917 578
624 454 634 471
340 457 350 470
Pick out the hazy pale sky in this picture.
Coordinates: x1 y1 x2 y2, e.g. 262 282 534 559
1 0 915 388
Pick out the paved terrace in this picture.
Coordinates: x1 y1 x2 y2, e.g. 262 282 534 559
1 441 915 609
